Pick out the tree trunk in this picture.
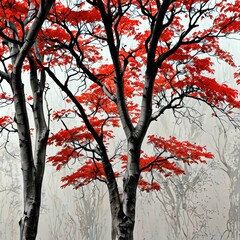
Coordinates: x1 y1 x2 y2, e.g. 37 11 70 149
12 66 48 240
225 134 240 239
11 67 37 240
7 2 54 239
111 138 140 240
18 61 49 240
112 214 135 240
19 195 40 240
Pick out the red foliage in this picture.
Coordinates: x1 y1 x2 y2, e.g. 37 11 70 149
1 0 240 192
0 92 13 101
138 179 160 192
48 146 81 170
0 116 13 127
147 135 214 165
61 160 108 189
44 0 240 191
48 126 95 146
118 136 213 191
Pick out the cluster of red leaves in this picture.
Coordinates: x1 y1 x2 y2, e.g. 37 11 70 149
138 179 160 192
0 1 41 72
0 92 13 101
234 68 240 85
48 126 95 146
59 158 126 188
48 118 116 185
148 135 214 163
48 114 116 167
0 0 28 23
61 160 113 189
26 95 33 101
214 0 240 34
48 146 81 171
0 44 8 58
0 116 13 127
118 135 213 192
116 15 140 37
139 155 186 176
174 74 240 108
69 79 140 124
49 2 101 24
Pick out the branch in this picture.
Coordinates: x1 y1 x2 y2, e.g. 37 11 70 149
95 0 135 137
14 0 55 69
0 70 10 82
42 30 117 102
151 94 184 121
43 64 119 182
146 0 173 70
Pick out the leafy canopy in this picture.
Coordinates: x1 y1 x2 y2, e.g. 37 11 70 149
0 0 240 191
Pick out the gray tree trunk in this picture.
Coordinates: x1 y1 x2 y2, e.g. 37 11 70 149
3 1 55 239
111 139 140 240
215 128 240 240
224 133 240 239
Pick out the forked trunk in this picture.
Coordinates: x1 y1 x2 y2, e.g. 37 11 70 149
11 57 48 240
8 1 54 238
18 132 47 240
111 139 140 240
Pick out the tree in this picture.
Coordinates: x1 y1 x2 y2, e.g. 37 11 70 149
213 126 240 239
0 1 55 239
38 0 240 239
0 147 21 239
154 108 219 239
47 183 108 240
2 0 240 239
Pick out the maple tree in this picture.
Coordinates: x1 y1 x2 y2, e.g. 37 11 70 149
1 0 240 239
40 0 240 238
0 1 55 239
41 0 240 239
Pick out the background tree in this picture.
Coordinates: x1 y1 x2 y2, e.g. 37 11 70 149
213 126 240 239
46 183 108 240
32 0 240 239
0 147 21 239
153 106 219 239
0 1 55 239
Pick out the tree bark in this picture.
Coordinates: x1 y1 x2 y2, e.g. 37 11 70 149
111 138 140 240
7 1 55 239
224 134 240 239
11 64 49 240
